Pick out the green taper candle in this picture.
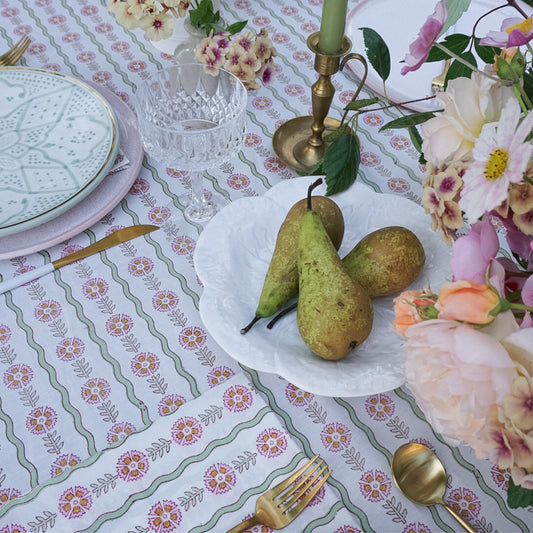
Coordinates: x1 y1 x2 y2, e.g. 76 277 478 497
317 0 348 54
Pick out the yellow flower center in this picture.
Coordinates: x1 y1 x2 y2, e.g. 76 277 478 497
484 148 508 181
506 17 532 35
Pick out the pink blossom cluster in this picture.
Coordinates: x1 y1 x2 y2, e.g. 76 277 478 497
195 28 276 90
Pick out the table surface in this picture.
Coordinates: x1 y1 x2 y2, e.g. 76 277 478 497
0 0 531 531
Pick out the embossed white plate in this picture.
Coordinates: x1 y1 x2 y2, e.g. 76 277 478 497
0 67 119 237
194 178 452 397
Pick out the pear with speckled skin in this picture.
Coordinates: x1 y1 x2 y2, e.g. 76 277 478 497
240 189 344 334
297 180 373 360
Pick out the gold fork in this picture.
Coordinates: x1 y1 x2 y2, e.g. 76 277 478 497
0 35 31 67
431 58 451 92
226 455 331 532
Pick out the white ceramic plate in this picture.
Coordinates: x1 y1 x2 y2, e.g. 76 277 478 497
345 0 529 112
0 67 119 236
0 83 142 260
195 177 452 397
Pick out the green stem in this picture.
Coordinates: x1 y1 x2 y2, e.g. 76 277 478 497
517 83 533 111
513 84 530 115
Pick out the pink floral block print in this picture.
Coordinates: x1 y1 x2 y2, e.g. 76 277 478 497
204 462 237 494
0 488 21 507
26 406 57 434
131 352 160 377
58 485 92 519
106 314 133 336
285 383 313 406
359 470 392 502
107 421 136 446
158 394 186 416
0 525 27 533
56 337 85 361
223 384 253 412
81 377 111 404
206 366 235 388
365 394 395 421
402 523 432 533
171 416 203 446
320 423 351 452
4 364 33 389
334 526 362 533
50 454 81 477
447 487 481 521
116 450 150 481
256 428 287 458
147 499 182 533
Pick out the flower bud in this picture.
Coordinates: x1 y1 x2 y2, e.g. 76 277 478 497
494 47 525 81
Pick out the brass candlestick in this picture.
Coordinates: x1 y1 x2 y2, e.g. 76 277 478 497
273 32 367 173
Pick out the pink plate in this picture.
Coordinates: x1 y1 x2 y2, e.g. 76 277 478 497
0 84 143 260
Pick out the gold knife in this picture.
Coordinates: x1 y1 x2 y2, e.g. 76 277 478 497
0 224 158 295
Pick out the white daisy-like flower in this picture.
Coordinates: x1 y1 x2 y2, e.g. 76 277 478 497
139 12 174 41
459 98 533 222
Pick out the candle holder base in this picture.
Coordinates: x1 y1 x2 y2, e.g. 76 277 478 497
272 115 342 174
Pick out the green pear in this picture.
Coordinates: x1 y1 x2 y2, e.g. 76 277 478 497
241 187 344 334
297 180 373 360
342 226 425 297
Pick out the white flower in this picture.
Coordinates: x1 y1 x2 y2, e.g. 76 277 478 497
421 72 514 166
139 12 174 41
459 98 533 222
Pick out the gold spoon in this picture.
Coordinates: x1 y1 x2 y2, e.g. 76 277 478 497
391 443 477 533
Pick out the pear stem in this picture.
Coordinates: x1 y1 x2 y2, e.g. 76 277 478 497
240 315 261 334
266 302 297 329
307 178 323 210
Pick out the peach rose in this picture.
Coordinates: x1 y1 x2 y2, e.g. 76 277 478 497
392 290 437 336
436 280 500 324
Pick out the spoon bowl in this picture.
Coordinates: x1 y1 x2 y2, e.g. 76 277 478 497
391 443 477 533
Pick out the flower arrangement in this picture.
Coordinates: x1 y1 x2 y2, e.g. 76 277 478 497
107 0 276 90
351 0 533 509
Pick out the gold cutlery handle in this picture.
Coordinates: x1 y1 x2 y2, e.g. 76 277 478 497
442 502 477 533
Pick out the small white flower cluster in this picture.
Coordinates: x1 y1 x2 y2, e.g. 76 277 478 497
195 28 276 90
107 0 189 42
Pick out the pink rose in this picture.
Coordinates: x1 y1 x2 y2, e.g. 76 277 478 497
404 317 518 457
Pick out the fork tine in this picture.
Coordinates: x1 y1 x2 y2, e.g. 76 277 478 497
267 454 319 496
282 467 332 516
275 459 324 503
0 36 30 66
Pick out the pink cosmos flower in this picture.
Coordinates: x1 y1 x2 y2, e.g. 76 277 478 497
460 98 533 222
480 16 533 47
450 217 500 284
401 0 447 75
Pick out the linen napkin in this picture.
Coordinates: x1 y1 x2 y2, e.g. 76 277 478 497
0 372 352 532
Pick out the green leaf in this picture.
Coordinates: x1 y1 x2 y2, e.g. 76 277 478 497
225 20 247 35
523 68 533 105
344 96 379 111
380 111 436 131
474 38 501 64
189 0 219 30
361 27 390 82
427 34 470 61
446 50 477 82
507 477 533 509
408 125 423 154
322 124 352 143
323 134 360 195
441 0 471 35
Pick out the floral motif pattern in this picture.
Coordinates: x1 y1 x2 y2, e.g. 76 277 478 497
256 428 287 458
81 378 111 404
158 394 186 416
0 525 27 533
116 450 150 481
204 462 236 494
152 291 179 312
147 499 182 532
34 299 61 322
128 256 154 276
50 454 81 478
56 337 85 361
285 384 313 406
171 416 203 446
334 526 362 533
223 385 253 412
82 278 109 299
402 523 432 533
106 314 133 336
0 488 21 507
170 236 195 255
58 486 92 519
107 422 137 446
0 324 11 344
359 470 392 502
26 406 57 435
320 423 351 452
206 366 235 388
4 364 33 389
447 487 481 521
131 352 160 377
178 326 206 350
365 394 395 421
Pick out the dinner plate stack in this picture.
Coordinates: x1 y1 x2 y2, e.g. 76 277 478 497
0 67 143 259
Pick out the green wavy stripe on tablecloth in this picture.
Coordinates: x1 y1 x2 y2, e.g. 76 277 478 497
78 405 272 532
237 150 273 190
0 395 39 493
395 388 530 532
190 452 307 533
3 288 98 458
94 241 202 400
246 369 375 532
53 264 153 428
19 0 81 76
303 500 345 532
336 396 456 533
58 0 133 88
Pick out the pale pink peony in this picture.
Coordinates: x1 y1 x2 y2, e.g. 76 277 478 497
404 316 519 457
401 0 447 75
